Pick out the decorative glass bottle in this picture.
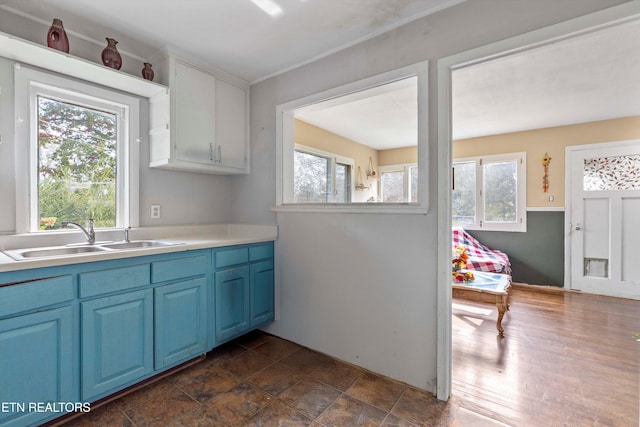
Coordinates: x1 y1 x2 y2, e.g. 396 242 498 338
101 38 122 70
47 19 69 53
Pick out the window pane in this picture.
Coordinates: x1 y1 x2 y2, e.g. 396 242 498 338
294 150 329 202
409 166 418 203
38 96 117 230
381 171 404 202
483 161 517 222
452 162 475 226
335 163 350 203
584 154 640 191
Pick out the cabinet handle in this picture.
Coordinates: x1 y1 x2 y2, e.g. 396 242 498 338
210 143 214 161
217 145 222 163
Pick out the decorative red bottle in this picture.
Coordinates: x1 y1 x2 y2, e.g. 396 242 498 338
47 19 69 53
101 38 122 70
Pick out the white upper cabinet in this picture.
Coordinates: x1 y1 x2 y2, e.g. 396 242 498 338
174 61 216 165
150 55 250 174
215 78 248 171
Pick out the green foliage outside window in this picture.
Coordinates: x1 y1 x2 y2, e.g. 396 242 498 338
452 162 475 226
293 150 329 203
38 96 117 230
483 161 517 222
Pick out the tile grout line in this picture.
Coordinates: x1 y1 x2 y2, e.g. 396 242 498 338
383 387 414 427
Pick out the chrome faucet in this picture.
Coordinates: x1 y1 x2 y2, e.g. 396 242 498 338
62 219 96 245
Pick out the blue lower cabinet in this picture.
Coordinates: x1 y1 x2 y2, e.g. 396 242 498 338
0 243 274 426
0 306 74 427
215 266 250 343
81 289 154 401
250 260 274 327
154 277 207 369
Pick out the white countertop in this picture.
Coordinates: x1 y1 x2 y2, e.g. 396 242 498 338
0 224 277 273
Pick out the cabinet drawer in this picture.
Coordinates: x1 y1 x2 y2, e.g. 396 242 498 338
249 244 273 262
0 275 74 318
152 255 207 283
79 265 150 298
216 247 248 269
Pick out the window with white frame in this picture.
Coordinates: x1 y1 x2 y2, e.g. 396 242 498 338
15 66 140 233
293 145 354 203
452 152 526 232
379 164 418 202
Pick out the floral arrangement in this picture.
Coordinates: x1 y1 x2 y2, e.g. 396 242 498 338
453 270 475 282
452 245 469 271
452 245 474 282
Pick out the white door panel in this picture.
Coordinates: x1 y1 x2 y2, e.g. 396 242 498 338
568 141 640 300
582 198 609 260
622 197 640 282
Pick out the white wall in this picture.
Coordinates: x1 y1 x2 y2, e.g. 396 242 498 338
232 0 630 391
0 11 231 232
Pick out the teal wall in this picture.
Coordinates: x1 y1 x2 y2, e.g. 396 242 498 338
469 211 564 286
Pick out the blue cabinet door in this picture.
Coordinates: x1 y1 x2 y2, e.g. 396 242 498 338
0 307 74 427
155 277 207 369
250 260 274 327
215 266 250 343
81 289 153 401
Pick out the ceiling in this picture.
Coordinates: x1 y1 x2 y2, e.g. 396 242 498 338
452 18 640 140
1 1 638 146
295 77 418 150
0 0 463 83
298 19 640 147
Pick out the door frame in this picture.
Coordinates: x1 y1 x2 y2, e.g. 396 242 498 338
436 3 640 401
564 139 640 293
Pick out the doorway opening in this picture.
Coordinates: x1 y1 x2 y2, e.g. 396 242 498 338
437 4 640 403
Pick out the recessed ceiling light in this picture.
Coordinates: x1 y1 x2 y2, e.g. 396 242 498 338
251 0 283 17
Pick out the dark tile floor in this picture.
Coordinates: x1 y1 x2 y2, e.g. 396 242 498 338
60 330 497 427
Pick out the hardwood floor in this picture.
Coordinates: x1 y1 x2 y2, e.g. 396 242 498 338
452 286 640 426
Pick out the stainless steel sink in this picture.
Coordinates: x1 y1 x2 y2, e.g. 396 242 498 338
5 245 109 261
100 240 179 250
3 240 183 261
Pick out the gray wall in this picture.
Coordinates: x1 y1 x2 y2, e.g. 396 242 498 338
470 211 565 286
232 1 630 391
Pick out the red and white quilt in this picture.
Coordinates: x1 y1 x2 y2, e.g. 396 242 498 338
452 227 511 276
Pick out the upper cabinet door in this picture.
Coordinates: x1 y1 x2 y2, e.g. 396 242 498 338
215 78 248 171
174 61 216 165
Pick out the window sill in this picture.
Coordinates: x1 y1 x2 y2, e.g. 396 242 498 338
458 225 527 233
271 203 428 215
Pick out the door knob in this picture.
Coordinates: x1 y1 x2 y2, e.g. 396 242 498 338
575 225 581 231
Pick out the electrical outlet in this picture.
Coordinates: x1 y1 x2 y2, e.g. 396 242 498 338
151 204 161 219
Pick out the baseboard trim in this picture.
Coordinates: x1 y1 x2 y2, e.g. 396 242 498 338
512 282 566 294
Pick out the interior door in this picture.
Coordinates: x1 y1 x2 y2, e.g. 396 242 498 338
569 142 640 299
